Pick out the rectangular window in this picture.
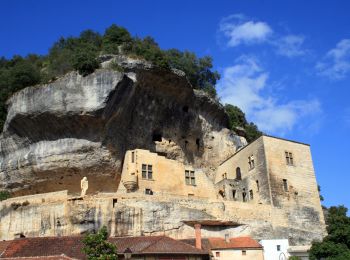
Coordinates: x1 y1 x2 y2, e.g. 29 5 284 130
185 170 196 186
242 191 247 202
285 151 294 165
256 180 260 192
277 245 281 251
142 164 153 179
232 190 236 199
249 189 254 200
283 179 288 192
242 250 246 255
131 151 135 163
215 252 220 257
248 155 255 170
145 188 153 195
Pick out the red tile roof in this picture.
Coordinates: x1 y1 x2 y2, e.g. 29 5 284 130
110 236 208 255
181 236 262 251
0 236 208 259
0 237 85 259
1 255 75 259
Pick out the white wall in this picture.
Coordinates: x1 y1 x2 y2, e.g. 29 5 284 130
260 239 290 260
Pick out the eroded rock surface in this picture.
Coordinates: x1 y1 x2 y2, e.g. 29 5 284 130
0 56 245 195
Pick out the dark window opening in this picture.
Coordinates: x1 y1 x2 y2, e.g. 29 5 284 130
249 190 254 200
283 179 288 192
236 167 242 180
196 138 200 150
185 140 188 148
145 189 153 195
216 252 220 257
242 191 247 202
232 190 236 199
131 152 135 163
256 180 260 192
242 250 246 255
113 199 118 208
183 106 189 112
277 245 281 251
152 132 162 142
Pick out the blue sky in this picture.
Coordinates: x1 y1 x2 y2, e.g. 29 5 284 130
1 0 350 209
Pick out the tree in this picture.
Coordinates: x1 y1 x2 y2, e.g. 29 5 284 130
102 24 132 54
72 47 100 76
224 104 262 143
82 226 117 260
309 206 350 260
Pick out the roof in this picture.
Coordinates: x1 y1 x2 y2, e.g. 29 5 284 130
0 237 84 259
110 236 208 255
181 237 262 251
1 255 75 259
0 236 208 259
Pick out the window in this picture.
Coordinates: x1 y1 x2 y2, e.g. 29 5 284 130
283 179 288 192
249 189 254 200
236 167 242 180
242 191 247 202
215 252 220 257
256 180 260 192
222 173 227 179
248 155 255 170
142 164 153 179
185 170 196 185
145 188 153 195
242 250 246 255
232 190 236 199
131 152 135 163
188 193 194 197
285 151 294 165
277 245 281 251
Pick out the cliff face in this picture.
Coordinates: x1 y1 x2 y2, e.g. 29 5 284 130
0 56 245 196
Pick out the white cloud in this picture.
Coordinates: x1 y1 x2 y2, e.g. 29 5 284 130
274 35 306 57
219 14 273 47
217 56 321 134
219 14 307 58
316 39 350 80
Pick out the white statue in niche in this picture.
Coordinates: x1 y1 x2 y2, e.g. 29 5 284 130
81 177 88 197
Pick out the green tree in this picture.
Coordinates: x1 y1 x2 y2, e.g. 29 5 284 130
102 24 132 54
224 104 262 143
309 206 350 260
72 47 100 76
82 226 117 260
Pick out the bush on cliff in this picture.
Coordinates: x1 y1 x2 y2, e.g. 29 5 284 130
224 104 262 142
0 24 260 139
309 205 350 260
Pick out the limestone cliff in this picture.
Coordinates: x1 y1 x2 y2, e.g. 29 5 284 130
0 55 245 196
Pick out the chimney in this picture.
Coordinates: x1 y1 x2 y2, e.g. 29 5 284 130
225 233 230 243
194 223 202 249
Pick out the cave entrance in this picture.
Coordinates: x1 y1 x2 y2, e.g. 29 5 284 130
152 131 162 142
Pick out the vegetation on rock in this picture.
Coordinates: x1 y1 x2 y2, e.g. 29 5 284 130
309 205 350 260
0 24 260 141
0 190 10 201
82 226 117 260
224 104 262 143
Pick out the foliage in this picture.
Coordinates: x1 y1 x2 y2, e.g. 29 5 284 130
309 205 350 260
318 185 324 202
82 226 117 260
224 104 262 143
288 257 301 260
0 190 11 201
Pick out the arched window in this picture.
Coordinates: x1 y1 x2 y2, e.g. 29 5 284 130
236 167 242 180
